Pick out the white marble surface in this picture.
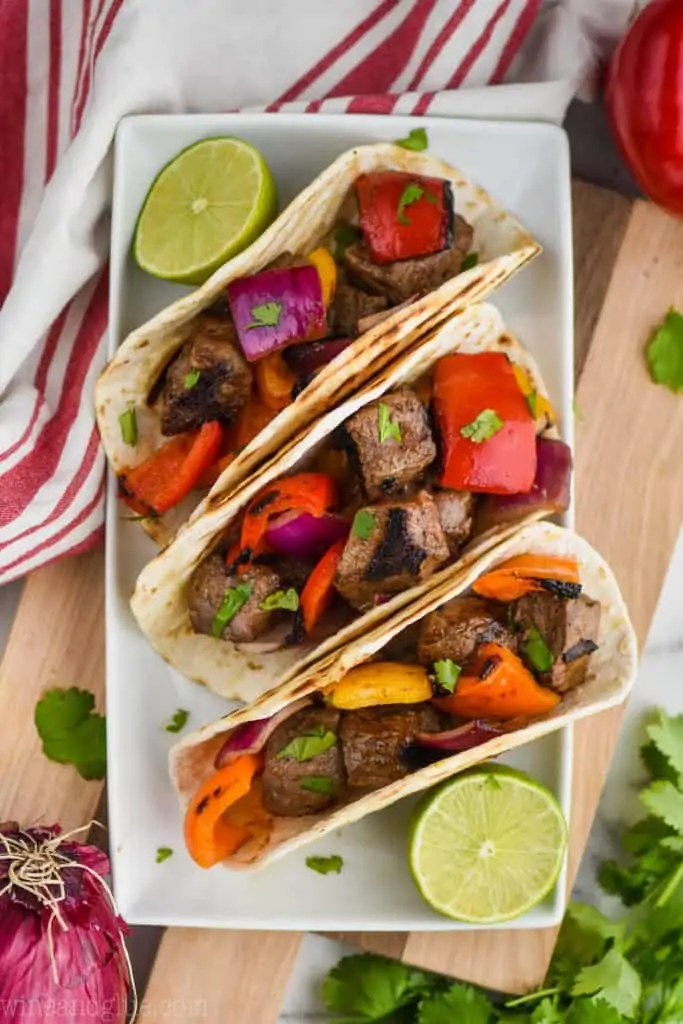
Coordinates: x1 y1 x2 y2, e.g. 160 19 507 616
277 529 683 1022
1 531 681 1022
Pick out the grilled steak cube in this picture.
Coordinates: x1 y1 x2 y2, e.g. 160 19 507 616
512 591 601 694
343 214 474 304
188 555 284 643
433 489 475 555
344 389 436 499
417 596 517 668
334 491 449 610
262 707 344 816
340 703 442 789
159 315 252 435
329 279 389 338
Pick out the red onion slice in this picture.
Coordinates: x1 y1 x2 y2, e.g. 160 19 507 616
283 338 353 376
265 511 350 559
477 437 572 532
415 720 504 753
228 265 327 362
215 696 312 769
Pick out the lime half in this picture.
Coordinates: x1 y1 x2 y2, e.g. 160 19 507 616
133 137 277 285
409 765 567 924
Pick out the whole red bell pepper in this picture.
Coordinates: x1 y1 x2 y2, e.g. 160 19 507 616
354 171 452 264
434 352 536 494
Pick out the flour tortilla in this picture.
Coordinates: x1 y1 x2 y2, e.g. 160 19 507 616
97 142 540 545
131 302 558 703
169 522 637 870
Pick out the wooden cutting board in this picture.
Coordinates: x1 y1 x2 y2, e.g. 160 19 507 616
2 181 682 1019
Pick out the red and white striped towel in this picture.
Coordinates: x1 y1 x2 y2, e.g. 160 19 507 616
0 0 631 584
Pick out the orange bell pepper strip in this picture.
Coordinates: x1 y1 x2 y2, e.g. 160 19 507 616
254 351 298 411
472 554 581 603
240 473 337 558
233 393 277 449
433 643 560 720
184 754 262 869
121 420 223 514
300 538 346 634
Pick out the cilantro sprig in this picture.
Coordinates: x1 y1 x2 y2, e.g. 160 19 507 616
646 308 683 393
35 687 106 780
320 708 683 1024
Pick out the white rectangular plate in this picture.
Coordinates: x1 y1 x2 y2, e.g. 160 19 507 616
107 113 573 931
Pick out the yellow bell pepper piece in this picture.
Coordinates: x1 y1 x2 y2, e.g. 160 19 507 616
307 247 337 307
326 662 432 710
513 364 557 427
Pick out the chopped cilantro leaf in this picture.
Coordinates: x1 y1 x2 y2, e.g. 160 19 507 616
246 301 282 330
35 687 106 780
378 401 402 443
184 368 201 389
523 625 555 673
306 854 343 875
333 222 360 259
433 658 461 693
156 847 173 863
299 776 335 795
211 583 252 638
394 127 428 152
259 588 300 612
163 708 189 734
460 409 503 443
527 390 539 417
461 251 479 272
119 407 137 446
397 181 425 225
353 509 376 539
646 307 683 393
276 728 337 762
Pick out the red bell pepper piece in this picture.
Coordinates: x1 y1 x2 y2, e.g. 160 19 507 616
195 394 278 489
434 352 536 495
240 473 337 558
300 538 346 634
354 171 452 264
121 421 224 514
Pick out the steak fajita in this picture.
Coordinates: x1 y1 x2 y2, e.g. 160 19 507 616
131 304 568 703
96 143 539 544
168 523 637 870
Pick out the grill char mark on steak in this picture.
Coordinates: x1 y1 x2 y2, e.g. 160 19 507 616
340 703 443 789
366 507 427 580
334 492 449 610
158 316 252 436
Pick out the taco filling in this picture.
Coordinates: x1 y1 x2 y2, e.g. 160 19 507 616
183 351 570 650
183 553 599 867
118 171 478 517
